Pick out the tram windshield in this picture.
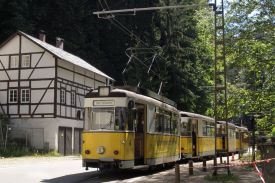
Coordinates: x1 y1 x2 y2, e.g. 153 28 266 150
86 107 133 131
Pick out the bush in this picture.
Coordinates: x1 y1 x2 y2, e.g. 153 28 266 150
272 127 275 137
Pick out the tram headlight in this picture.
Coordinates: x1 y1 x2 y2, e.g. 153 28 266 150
96 146 105 154
113 150 119 155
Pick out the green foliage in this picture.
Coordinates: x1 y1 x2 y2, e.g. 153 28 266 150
0 113 9 143
271 127 275 137
225 0 275 134
0 143 60 157
204 173 239 182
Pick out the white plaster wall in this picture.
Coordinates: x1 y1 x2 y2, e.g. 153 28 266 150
75 73 84 85
31 90 45 103
0 82 8 89
31 53 43 67
9 105 18 114
9 81 18 87
41 89 54 103
7 70 19 80
35 104 54 114
0 71 9 81
20 81 29 87
0 90 7 103
38 52 55 67
21 36 44 53
10 118 83 151
20 105 29 114
58 59 73 70
57 67 73 81
0 35 19 54
31 68 55 79
31 80 52 88
85 78 94 88
0 55 9 68
20 69 32 79
95 73 106 83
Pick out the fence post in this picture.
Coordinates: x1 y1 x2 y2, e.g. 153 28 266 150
4 125 9 151
203 159 207 172
189 160 193 175
25 130 28 149
175 162 180 183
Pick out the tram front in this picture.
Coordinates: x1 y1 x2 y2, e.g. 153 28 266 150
82 86 135 170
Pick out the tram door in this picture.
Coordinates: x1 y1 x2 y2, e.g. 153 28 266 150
192 120 198 157
134 104 145 165
222 135 226 150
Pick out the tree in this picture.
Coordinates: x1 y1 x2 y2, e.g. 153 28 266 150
225 0 275 134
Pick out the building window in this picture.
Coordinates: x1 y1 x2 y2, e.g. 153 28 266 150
22 55 31 68
77 110 81 120
21 89 30 103
60 89 65 104
71 92 76 106
9 89 18 103
10 55 19 68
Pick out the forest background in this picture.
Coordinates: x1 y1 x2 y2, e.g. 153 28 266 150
0 0 274 135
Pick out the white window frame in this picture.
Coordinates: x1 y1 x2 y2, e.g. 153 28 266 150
22 55 31 68
21 89 30 103
10 55 19 68
60 89 66 104
71 91 76 106
9 89 18 103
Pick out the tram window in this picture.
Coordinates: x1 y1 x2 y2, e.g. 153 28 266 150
236 132 240 138
115 107 126 130
155 113 163 132
127 109 134 131
92 108 114 130
203 122 215 136
164 114 170 133
171 114 177 134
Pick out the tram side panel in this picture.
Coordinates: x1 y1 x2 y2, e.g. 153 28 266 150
145 105 180 165
197 119 215 157
180 136 192 158
82 132 135 169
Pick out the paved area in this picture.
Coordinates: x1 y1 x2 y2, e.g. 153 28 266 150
0 155 263 183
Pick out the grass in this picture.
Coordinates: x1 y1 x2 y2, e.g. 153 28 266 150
0 145 61 158
240 152 261 162
204 173 239 182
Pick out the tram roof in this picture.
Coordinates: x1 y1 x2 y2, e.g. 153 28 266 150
179 111 214 122
85 86 178 111
116 86 177 107
218 120 236 128
235 126 248 131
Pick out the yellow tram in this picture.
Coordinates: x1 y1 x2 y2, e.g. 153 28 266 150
236 126 249 153
180 111 215 159
82 86 180 169
216 121 237 154
180 112 250 160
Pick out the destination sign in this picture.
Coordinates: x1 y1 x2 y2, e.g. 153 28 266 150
93 100 115 106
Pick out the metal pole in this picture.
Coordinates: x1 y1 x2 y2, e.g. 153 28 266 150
93 4 208 16
252 116 256 161
189 160 193 175
175 163 180 183
213 0 218 176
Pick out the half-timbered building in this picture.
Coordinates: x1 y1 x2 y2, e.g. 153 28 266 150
0 31 113 154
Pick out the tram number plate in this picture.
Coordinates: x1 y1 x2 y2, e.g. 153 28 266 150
93 100 115 106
